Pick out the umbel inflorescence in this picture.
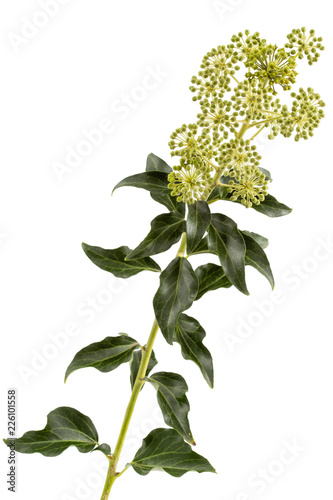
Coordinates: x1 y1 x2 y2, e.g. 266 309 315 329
168 28 325 206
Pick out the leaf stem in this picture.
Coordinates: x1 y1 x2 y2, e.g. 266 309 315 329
100 234 187 499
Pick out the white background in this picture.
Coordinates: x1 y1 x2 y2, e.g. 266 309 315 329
0 1 332 499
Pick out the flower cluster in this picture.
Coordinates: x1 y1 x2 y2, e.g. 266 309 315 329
167 29 325 205
285 28 324 65
168 155 214 204
280 87 325 141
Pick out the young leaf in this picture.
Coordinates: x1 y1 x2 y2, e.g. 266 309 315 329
94 443 111 456
113 171 184 214
186 201 211 255
126 212 185 260
175 314 214 388
153 257 198 344
242 233 274 289
65 335 140 381
3 407 100 457
130 428 216 477
208 214 249 295
195 263 232 300
241 230 269 249
146 372 195 444
146 153 172 173
82 244 160 278
130 349 158 389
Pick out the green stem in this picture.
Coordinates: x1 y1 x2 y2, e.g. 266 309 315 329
248 124 266 141
100 233 187 499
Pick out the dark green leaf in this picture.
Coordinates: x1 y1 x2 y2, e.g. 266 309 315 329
208 214 249 295
195 263 232 300
175 314 214 388
251 194 292 217
146 153 172 173
153 257 198 344
186 201 211 255
3 407 100 457
126 212 185 260
130 428 216 477
147 372 194 444
187 235 212 256
94 443 111 455
130 349 158 390
82 244 161 278
241 230 269 249
113 171 184 215
65 335 140 381
207 175 291 218
242 233 274 289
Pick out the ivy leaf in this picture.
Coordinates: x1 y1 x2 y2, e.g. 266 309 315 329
146 372 194 445
113 171 184 215
174 314 214 388
195 263 232 300
241 230 269 249
94 443 111 456
3 407 101 457
65 335 140 381
251 194 292 217
186 201 211 255
130 428 216 477
208 214 249 295
82 244 161 278
130 349 158 390
258 166 272 180
242 233 274 289
187 235 212 256
126 212 185 260
146 153 172 173
153 257 198 344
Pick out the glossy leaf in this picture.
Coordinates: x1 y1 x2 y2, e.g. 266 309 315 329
130 428 216 477
241 230 269 250
153 257 198 344
82 244 160 278
126 212 185 260
208 214 249 295
147 372 194 444
242 233 274 288
187 235 212 256
207 175 291 218
113 171 184 214
146 153 172 173
195 263 232 300
186 201 211 255
65 335 140 381
3 407 100 457
175 314 214 388
251 194 292 217
94 443 111 455
130 349 158 390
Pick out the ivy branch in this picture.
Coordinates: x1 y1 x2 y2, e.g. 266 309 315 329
4 27 325 500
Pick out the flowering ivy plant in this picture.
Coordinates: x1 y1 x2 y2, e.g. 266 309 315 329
4 28 325 499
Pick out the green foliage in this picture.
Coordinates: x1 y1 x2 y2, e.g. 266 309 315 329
186 201 211 255
3 407 104 457
81 244 161 278
174 314 214 388
208 213 249 295
130 428 215 477
243 232 274 288
146 372 194 444
126 212 185 260
65 335 140 381
195 263 232 299
153 257 198 344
